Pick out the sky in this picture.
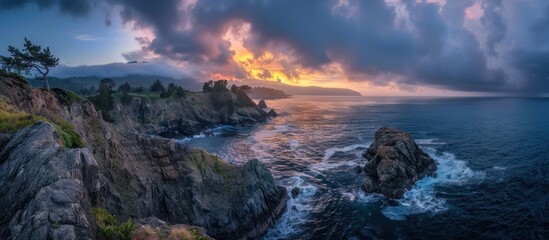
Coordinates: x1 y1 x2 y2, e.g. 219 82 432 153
0 0 548 96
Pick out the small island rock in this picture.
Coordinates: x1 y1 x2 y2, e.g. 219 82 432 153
362 127 437 198
268 109 278 117
258 99 268 108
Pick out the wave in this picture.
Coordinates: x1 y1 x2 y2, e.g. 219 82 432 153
380 148 485 221
175 125 234 142
323 143 369 161
308 143 369 171
176 132 206 142
263 176 318 239
289 139 299 151
415 138 445 145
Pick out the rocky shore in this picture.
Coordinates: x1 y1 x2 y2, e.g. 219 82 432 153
362 127 437 198
0 75 287 239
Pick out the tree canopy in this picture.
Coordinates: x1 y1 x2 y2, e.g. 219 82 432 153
0 38 59 89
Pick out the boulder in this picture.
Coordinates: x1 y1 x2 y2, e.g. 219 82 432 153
362 127 437 198
268 109 278 117
258 99 268 108
0 122 100 239
291 187 300 199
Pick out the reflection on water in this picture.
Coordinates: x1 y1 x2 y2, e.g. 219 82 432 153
184 96 549 239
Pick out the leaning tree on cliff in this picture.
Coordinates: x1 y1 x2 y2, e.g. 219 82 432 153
0 38 58 89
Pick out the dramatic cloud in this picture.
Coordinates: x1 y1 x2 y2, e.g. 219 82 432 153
0 0 96 17
2 0 549 93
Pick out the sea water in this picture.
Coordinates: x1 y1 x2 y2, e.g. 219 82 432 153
184 96 549 239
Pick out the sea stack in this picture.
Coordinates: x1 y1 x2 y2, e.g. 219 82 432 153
362 127 437 198
258 99 268 108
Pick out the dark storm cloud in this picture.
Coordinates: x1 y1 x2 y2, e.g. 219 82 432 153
0 0 95 17
102 0 517 92
3 0 549 93
481 0 506 56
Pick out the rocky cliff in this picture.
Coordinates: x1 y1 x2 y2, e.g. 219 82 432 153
362 127 437 198
0 75 287 239
0 122 100 239
112 88 272 138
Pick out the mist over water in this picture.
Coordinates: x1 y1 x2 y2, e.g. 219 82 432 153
184 96 549 239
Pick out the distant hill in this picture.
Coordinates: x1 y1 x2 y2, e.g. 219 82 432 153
40 73 360 97
241 79 361 96
248 87 291 99
31 75 202 93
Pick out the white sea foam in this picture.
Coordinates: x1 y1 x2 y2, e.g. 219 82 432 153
177 132 206 142
323 144 369 161
380 148 485 221
415 138 445 145
493 166 506 170
308 143 369 171
263 176 318 239
289 139 299 151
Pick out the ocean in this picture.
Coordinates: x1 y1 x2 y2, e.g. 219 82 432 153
183 96 549 240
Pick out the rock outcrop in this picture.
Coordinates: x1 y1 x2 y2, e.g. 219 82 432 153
362 127 437 198
112 88 271 138
258 99 268 108
0 75 288 239
0 122 100 239
106 135 288 239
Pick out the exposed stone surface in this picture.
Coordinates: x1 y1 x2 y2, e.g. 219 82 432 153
291 187 300 199
268 109 278 117
258 99 268 108
0 76 288 239
0 122 100 239
106 135 289 239
362 127 437 198
112 88 270 138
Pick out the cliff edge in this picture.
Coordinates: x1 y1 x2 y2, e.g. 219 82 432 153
0 75 287 239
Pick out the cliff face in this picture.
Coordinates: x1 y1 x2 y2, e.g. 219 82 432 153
0 76 287 239
112 89 270 138
0 122 100 239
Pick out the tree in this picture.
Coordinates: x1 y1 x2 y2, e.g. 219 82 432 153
15 38 59 89
0 55 15 72
119 82 133 104
166 83 177 97
213 80 228 91
1 45 32 74
96 78 115 112
149 79 165 92
118 82 132 93
240 85 252 92
202 80 214 92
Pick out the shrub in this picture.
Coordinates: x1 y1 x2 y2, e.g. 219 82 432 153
65 90 84 105
166 227 192 240
0 100 84 148
92 208 136 240
0 69 28 84
53 118 85 148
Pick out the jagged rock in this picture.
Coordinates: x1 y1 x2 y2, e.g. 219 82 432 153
291 187 300 199
0 76 288 239
112 134 289 239
0 122 100 239
111 88 271 138
268 109 278 117
362 127 437 198
258 99 268 108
